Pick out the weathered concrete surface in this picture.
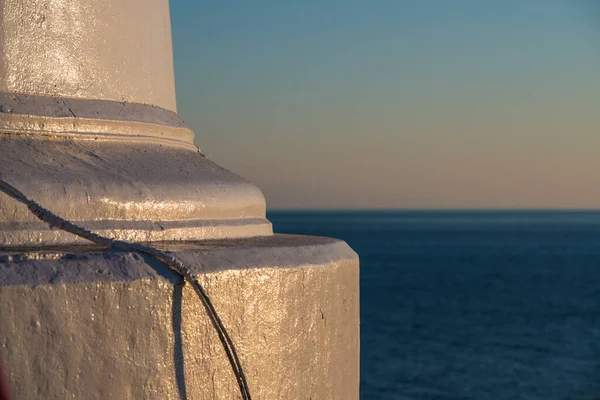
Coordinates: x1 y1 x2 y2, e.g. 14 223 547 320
0 0 177 111
0 92 195 148
0 2 361 399
0 93 188 128
0 136 272 246
0 234 360 399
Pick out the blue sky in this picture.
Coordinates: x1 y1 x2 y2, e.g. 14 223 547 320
170 1 600 209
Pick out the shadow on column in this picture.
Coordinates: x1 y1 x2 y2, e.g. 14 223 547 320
172 284 187 400
139 253 188 399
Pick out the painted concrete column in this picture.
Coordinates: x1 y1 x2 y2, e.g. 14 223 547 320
0 1 359 399
0 0 177 110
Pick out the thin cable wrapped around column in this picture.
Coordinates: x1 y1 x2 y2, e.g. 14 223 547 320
0 177 252 400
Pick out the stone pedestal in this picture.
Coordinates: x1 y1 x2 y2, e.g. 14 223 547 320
0 236 359 399
0 0 359 398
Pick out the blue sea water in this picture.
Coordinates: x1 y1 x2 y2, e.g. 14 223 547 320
267 211 600 400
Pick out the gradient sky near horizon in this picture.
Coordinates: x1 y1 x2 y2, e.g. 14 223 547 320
170 1 600 209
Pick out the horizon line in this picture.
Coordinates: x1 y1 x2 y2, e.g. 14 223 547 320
266 208 600 212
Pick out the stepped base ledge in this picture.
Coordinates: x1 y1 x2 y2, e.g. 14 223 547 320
0 98 360 399
0 235 359 399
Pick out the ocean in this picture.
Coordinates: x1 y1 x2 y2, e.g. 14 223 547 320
267 211 600 400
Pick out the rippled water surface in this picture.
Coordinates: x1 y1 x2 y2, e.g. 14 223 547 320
268 211 600 400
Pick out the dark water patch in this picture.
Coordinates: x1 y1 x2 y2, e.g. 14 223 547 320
269 210 600 400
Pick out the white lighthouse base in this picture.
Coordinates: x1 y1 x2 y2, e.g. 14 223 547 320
0 235 359 399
